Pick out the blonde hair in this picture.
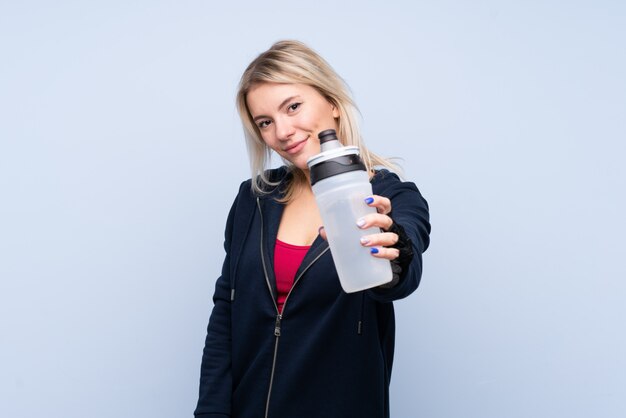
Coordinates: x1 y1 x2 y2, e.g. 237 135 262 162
236 40 399 199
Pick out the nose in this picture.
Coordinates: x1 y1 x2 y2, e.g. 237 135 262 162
274 117 295 141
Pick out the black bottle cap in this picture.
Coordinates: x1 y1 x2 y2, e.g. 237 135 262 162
309 153 366 186
308 129 366 186
318 129 338 144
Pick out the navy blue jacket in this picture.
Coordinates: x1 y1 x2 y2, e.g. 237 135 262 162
195 168 430 418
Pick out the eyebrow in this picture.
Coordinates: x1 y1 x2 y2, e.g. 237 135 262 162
252 95 301 122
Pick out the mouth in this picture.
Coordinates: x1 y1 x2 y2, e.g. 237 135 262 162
283 136 309 155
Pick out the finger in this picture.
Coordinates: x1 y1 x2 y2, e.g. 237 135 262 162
364 195 392 215
369 246 400 261
318 226 328 241
359 232 398 248
356 213 393 231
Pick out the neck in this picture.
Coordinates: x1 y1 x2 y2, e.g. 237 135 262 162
278 167 312 203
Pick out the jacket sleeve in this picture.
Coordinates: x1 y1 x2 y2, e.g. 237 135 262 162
367 173 431 303
194 184 245 417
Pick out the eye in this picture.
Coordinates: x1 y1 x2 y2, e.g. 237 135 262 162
257 119 271 129
287 102 301 112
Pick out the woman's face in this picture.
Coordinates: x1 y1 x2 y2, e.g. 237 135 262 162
246 82 340 171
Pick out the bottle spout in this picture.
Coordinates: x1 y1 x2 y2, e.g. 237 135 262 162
318 129 342 152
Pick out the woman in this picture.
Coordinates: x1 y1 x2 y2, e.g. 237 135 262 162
195 40 430 418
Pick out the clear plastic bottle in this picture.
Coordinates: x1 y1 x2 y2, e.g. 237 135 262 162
307 129 392 293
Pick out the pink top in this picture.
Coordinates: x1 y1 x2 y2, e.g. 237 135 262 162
274 239 310 313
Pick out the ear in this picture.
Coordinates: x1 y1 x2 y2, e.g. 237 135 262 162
331 104 340 119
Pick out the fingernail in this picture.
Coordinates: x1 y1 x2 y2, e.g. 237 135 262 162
356 218 366 227
364 197 374 204
318 226 324 234
360 237 370 245
370 247 379 254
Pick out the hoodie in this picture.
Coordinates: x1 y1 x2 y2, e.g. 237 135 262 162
195 167 431 418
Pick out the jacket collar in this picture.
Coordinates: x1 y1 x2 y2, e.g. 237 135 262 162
256 167 329 302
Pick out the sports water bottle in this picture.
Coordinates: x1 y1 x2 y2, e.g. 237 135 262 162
307 129 392 293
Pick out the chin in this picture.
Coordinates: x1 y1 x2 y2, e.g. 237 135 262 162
281 153 311 171
290 160 311 172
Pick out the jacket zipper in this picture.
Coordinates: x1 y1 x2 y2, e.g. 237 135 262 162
257 197 329 418
357 292 365 335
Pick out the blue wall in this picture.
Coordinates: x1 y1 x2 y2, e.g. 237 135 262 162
1 1 625 417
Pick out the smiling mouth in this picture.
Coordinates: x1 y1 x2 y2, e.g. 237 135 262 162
284 136 309 153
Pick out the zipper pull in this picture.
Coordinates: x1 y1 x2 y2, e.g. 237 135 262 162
274 314 282 337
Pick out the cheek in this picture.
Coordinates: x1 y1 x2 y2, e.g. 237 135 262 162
319 106 340 128
302 108 336 130
260 131 280 150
